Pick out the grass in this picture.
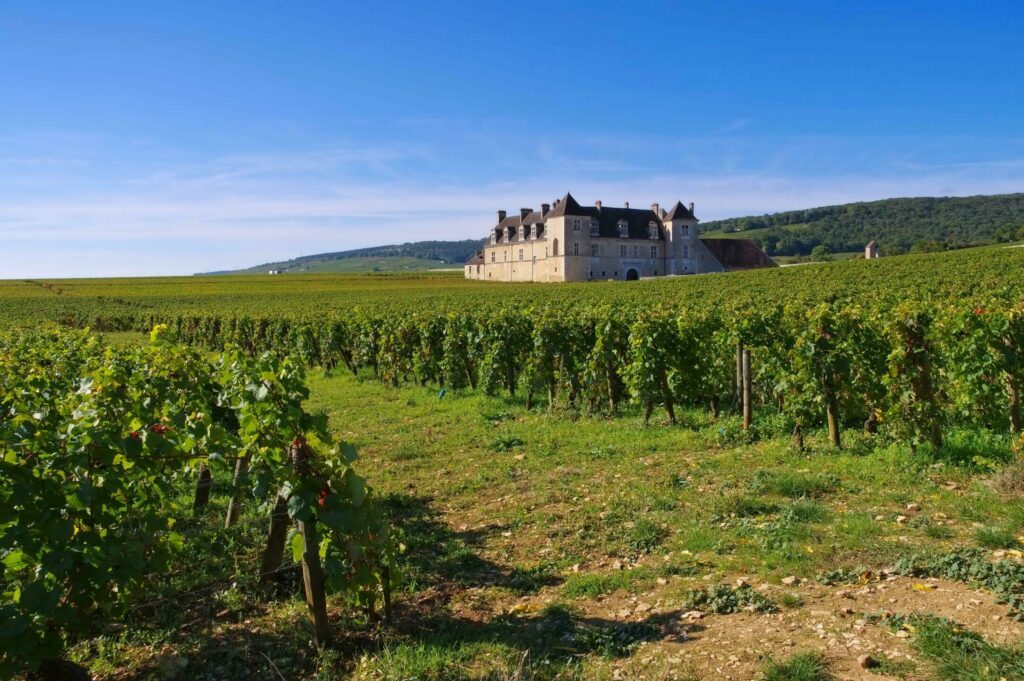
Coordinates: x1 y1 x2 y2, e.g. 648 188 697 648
974 525 1020 549
561 570 650 599
758 651 833 681
58 365 1024 679
907 616 1024 681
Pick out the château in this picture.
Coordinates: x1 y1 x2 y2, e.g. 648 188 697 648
465 192 775 282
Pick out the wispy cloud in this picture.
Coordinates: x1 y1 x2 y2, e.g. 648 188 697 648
2 128 1023 278
714 118 753 134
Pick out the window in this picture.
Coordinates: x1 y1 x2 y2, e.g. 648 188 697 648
572 218 582 231
552 239 559 256
491 251 495 263
504 251 507 261
681 225 689 237
519 248 524 260
648 222 659 239
683 245 689 258
573 242 580 256
620 244 627 257
632 245 639 257
617 220 629 238
591 243 599 256
590 219 600 236
650 246 657 259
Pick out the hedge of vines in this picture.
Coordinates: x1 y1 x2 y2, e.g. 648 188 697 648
126 296 1024 449
0 327 398 678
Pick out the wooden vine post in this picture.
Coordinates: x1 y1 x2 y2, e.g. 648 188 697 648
735 342 743 410
741 348 752 430
825 375 841 448
291 439 331 647
192 464 213 515
259 493 290 584
1009 376 1021 434
224 455 250 527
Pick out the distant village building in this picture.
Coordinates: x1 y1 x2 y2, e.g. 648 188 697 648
268 269 287 275
464 193 775 282
865 240 880 259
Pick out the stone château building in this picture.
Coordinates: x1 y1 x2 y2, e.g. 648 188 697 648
464 193 775 282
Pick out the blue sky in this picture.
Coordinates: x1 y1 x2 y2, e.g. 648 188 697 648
2 1 1023 277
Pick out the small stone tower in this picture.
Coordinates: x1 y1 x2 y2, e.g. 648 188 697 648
865 240 879 259
663 201 699 275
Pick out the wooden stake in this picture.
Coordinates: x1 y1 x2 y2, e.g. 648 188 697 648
826 396 841 448
224 455 250 528
193 465 212 515
381 565 393 624
292 441 330 647
1009 376 1021 434
735 342 743 410
259 494 290 584
742 349 752 430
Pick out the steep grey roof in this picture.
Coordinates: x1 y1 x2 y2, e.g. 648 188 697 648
466 250 485 265
579 205 664 239
700 239 777 270
545 192 584 218
664 201 694 220
492 193 696 241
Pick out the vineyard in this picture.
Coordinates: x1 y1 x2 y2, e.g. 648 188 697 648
0 328 398 679
3 247 1024 679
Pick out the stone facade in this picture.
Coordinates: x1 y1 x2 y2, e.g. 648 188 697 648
464 193 774 282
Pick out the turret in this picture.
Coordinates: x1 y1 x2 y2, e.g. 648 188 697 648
663 200 699 275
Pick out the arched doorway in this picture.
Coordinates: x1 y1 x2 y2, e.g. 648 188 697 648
626 269 639 281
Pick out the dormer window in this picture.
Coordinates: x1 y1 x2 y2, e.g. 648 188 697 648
617 220 629 238
648 222 659 239
536 224 545 239
589 218 599 237
508 226 517 241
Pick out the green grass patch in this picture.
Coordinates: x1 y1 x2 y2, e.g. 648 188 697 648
758 651 833 681
749 471 840 499
561 569 650 599
902 616 1024 681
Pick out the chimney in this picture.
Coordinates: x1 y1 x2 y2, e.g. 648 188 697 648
541 203 550 215
689 202 695 213
595 200 602 210
651 202 659 215
520 208 532 220
497 210 507 222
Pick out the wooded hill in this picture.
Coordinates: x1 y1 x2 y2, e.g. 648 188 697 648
205 239 485 274
699 193 1024 256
